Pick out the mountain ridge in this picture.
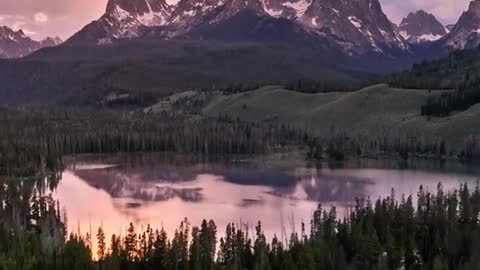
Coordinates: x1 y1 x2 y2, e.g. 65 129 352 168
399 10 447 44
0 26 62 58
438 0 480 49
67 0 411 57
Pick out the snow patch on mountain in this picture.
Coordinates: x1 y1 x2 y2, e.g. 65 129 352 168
261 0 283 17
282 0 311 18
418 33 443 42
111 5 131 21
348 16 362 29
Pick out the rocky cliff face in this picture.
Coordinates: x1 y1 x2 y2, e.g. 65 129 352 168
438 0 480 49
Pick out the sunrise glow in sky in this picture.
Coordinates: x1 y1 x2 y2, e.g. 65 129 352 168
0 0 472 40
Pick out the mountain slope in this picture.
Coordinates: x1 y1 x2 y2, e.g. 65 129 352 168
399 10 447 44
0 39 377 107
181 10 334 47
388 46 480 89
438 0 480 49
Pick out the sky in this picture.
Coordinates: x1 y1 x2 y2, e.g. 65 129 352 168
0 0 473 40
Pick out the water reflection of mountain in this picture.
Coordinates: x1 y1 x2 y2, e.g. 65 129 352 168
294 174 372 203
68 153 295 187
69 154 374 205
70 165 294 203
71 169 204 202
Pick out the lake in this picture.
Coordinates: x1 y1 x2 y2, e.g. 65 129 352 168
56 153 479 246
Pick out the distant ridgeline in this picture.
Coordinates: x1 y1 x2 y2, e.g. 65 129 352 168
388 47 480 117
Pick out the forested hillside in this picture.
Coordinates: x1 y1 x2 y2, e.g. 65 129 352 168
0 40 377 107
388 48 480 116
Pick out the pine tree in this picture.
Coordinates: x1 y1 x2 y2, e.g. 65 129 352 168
253 221 269 270
96 226 106 261
152 228 169 269
125 222 138 261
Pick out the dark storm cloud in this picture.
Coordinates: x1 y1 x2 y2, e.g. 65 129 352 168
0 0 473 39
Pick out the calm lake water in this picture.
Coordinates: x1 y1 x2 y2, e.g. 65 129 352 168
56 153 479 245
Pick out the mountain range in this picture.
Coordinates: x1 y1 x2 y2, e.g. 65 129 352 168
0 26 62 58
68 0 411 56
2 0 480 106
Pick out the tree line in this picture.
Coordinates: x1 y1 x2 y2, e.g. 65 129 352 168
305 133 454 161
1 109 479 168
0 110 305 177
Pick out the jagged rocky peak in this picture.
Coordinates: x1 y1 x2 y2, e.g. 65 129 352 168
41 36 63 47
0 26 60 58
299 0 408 54
399 10 447 44
439 0 480 49
0 26 28 41
105 0 173 26
68 0 174 44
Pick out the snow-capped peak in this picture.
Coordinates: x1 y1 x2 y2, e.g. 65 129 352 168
0 26 60 58
106 0 173 26
399 10 446 44
68 0 411 56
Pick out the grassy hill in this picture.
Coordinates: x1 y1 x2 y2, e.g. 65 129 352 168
202 84 480 148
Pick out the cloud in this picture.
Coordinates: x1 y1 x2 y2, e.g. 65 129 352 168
33 12 48 23
0 14 28 30
11 20 27 30
0 0 107 40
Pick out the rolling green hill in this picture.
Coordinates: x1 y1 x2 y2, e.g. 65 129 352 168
202 84 480 148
